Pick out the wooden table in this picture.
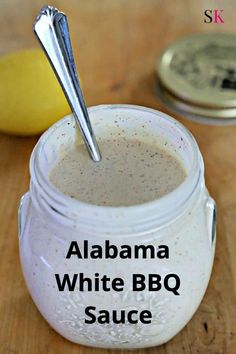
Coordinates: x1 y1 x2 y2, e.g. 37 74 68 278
0 1 236 353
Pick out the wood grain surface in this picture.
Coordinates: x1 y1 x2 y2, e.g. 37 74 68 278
0 1 236 353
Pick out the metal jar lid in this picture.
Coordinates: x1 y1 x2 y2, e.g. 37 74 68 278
157 33 236 110
156 80 236 125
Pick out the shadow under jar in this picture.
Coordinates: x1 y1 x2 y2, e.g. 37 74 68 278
18 105 216 349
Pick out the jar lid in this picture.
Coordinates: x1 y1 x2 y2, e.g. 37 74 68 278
157 33 236 109
157 80 236 125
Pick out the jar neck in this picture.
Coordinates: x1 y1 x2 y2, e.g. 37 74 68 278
29 105 205 237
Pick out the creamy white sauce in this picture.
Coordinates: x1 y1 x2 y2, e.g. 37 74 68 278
50 138 186 206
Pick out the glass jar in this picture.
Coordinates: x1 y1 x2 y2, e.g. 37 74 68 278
18 105 216 349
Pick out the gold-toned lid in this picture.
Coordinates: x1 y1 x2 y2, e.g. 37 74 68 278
157 81 236 125
157 33 236 109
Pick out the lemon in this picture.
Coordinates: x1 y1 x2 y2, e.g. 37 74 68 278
0 49 71 136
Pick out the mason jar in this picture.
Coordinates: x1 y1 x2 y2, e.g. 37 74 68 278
18 105 216 349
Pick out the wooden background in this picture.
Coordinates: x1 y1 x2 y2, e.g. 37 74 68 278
0 1 236 353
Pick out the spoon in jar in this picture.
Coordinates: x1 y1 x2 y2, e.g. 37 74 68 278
33 6 101 162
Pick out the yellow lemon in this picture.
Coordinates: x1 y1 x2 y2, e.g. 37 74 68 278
0 49 71 136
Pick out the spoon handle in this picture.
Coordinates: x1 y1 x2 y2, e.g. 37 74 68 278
34 6 101 162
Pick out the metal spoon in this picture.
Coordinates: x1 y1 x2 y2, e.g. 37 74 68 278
33 6 101 162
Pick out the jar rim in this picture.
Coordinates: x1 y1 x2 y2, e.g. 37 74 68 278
30 104 204 236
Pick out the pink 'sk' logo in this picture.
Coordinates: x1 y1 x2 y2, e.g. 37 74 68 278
204 9 224 24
